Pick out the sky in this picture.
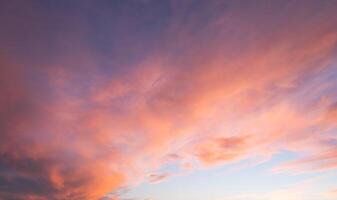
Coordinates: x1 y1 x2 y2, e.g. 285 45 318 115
0 0 337 200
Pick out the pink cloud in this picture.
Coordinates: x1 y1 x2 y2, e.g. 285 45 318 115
1 1 337 199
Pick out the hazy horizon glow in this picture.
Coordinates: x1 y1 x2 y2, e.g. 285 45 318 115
0 1 337 200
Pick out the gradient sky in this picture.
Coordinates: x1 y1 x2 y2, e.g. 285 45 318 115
1 0 337 200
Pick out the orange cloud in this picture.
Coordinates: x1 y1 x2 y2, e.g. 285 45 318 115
195 136 249 164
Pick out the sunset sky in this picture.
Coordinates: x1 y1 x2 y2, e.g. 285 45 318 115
1 1 337 200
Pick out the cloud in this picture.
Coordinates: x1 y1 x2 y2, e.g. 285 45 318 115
0 0 337 199
195 136 249 164
218 177 321 200
326 188 337 198
273 149 337 173
147 173 170 184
